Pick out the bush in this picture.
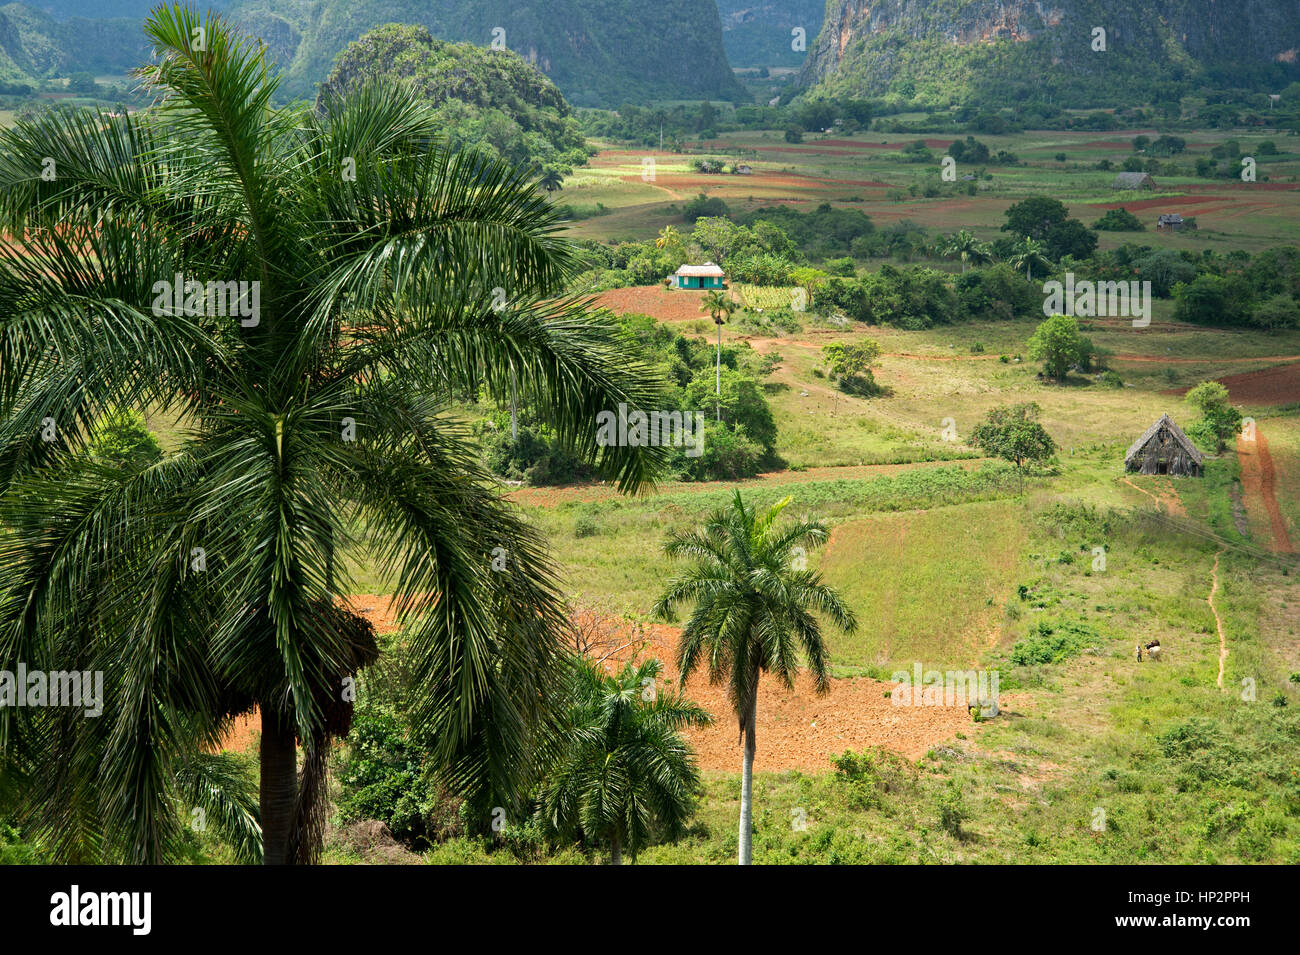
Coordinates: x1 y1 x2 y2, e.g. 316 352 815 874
1009 619 1098 666
336 698 462 849
1094 208 1144 232
937 780 968 839
482 419 595 486
89 407 163 470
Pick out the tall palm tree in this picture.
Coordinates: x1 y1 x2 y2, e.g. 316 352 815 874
540 658 711 864
0 6 665 864
652 492 856 865
939 229 992 272
699 289 735 421
1008 237 1051 281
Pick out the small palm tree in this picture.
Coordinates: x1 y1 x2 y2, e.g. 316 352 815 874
537 166 564 195
652 492 857 865
540 658 711 864
700 289 736 420
1008 237 1051 281
655 224 682 253
940 229 992 272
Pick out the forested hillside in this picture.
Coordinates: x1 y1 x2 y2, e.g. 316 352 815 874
318 24 591 173
800 0 1300 105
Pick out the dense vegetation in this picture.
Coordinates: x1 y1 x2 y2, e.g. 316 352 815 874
800 0 1300 111
318 24 591 174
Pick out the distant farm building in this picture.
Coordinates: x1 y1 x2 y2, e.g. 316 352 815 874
1125 414 1204 477
734 163 753 175
1156 213 1195 232
1113 172 1156 190
673 262 726 290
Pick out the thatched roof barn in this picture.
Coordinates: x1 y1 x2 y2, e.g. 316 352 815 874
1124 414 1204 476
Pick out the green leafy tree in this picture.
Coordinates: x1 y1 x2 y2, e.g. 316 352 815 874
1184 381 1242 453
1254 294 1300 332
1001 197 1069 241
1027 314 1092 381
822 340 881 395
540 658 711 864
969 403 1056 488
88 407 163 471
652 492 857 865
1094 208 1144 232
0 6 663 864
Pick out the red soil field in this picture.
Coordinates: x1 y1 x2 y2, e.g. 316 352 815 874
218 598 995 771
594 285 720 322
597 623 998 771
1160 360 1300 404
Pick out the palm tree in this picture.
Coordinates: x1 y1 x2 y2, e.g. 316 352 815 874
0 6 665 864
699 289 735 421
652 492 856 864
540 658 711 863
537 166 565 195
655 224 683 256
1008 237 1051 281
939 229 992 272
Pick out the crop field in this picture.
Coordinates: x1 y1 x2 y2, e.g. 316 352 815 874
426 126 1300 865
563 130 1300 256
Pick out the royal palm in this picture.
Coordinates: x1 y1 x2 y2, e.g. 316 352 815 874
0 6 663 863
653 491 856 864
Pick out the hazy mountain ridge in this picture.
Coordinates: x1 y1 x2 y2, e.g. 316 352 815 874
224 0 744 106
13 0 745 106
0 3 144 83
715 0 824 68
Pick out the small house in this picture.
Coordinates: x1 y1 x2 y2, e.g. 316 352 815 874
1124 414 1204 476
734 163 753 175
1113 171 1156 190
672 262 726 290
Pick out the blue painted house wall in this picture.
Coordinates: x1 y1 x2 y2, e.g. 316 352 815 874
675 275 725 289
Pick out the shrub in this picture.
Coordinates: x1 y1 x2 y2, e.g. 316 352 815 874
89 407 163 470
1009 618 1098 666
1094 208 1144 232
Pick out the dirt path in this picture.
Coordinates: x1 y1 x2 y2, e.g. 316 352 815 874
1238 428 1296 553
1120 476 1186 517
1209 551 1227 691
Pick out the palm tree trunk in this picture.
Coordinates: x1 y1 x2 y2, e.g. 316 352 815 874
260 706 298 865
738 692 757 865
715 321 722 422
610 833 623 865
